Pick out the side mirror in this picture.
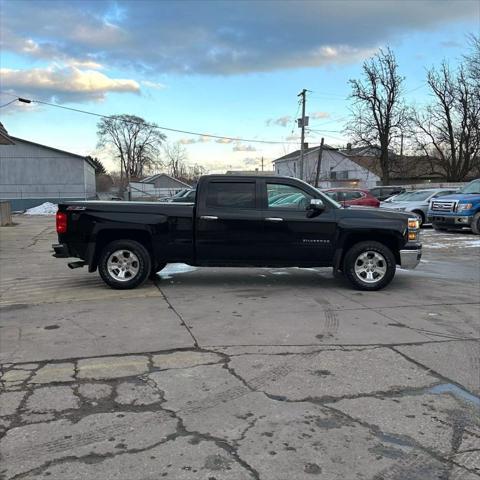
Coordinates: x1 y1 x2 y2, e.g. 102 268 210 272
307 198 325 217
309 198 325 210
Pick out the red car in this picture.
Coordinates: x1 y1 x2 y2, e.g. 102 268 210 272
323 188 380 207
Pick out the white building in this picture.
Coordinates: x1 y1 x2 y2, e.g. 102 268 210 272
272 145 380 189
0 123 96 210
129 173 191 199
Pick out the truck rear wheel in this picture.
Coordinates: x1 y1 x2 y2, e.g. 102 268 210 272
471 213 480 235
343 241 396 291
98 240 151 289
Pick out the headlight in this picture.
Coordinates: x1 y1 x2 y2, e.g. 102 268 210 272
457 203 473 211
408 219 420 229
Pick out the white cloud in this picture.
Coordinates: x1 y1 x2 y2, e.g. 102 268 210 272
2 0 476 76
0 66 140 103
266 116 292 127
233 143 256 152
310 111 330 120
243 157 261 166
286 134 301 141
141 80 166 90
179 136 211 144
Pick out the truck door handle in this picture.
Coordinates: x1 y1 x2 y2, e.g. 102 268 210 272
265 217 284 222
200 215 218 220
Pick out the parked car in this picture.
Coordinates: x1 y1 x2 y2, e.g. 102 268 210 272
428 179 480 234
322 188 380 207
169 189 196 203
53 175 422 291
380 188 458 226
370 186 406 201
159 188 191 202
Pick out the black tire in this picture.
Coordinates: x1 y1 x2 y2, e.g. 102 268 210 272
343 241 396 291
98 240 151 289
412 210 425 227
149 262 167 280
471 212 480 235
432 223 448 232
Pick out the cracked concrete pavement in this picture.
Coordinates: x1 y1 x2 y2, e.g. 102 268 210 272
0 215 479 479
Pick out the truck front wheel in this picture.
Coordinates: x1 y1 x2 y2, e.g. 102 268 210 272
98 240 151 289
471 212 480 235
343 241 396 291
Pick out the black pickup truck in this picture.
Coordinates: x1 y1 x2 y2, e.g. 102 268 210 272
53 175 422 291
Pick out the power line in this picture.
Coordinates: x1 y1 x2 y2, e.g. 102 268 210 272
1 94 300 145
307 127 344 133
0 99 17 108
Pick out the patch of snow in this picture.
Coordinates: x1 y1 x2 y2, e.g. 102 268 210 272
24 202 58 215
424 243 451 249
158 263 197 279
460 240 480 248
270 271 289 275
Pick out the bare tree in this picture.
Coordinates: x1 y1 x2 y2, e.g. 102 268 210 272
464 34 480 83
97 115 166 186
411 59 480 181
346 48 407 184
163 142 188 178
185 164 207 183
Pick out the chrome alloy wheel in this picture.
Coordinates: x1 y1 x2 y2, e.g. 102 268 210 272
106 250 140 282
353 250 387 284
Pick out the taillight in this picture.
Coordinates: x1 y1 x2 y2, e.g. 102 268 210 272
56 211 67 234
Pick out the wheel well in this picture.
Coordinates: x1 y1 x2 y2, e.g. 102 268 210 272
340 233 401 266
411 210 425 222
92 229 153 269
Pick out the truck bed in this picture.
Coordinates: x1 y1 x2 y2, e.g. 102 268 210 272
57 200 195 267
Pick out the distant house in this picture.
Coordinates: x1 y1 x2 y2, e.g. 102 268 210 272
129 173 191 199
0 123 96 210
341 144 477 185
272 145 380 189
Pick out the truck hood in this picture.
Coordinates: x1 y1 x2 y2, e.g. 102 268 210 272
338 205 411 221
433 193 480 202
434 193 480 202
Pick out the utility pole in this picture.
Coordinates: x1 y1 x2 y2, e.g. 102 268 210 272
261 156 264 172
298 89 307 181
400 133 404 160
314 138 325 188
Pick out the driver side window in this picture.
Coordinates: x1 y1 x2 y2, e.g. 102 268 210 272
267 183 312 210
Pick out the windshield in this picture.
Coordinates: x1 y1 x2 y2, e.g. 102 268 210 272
388 191 411 201
394 190 435 201
460 179 480 194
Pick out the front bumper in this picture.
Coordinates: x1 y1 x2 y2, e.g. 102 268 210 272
427 214 472 226
400 247 422 269
52 243 70 258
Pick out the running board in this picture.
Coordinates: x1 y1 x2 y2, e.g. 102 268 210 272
68 261 86 269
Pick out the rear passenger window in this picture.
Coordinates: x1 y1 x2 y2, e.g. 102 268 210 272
206 182 256 209
344 191 363 200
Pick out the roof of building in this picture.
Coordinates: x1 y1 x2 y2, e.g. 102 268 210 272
7 136 96 168
349 154 443 180
0 122 15 145
140 173 191 187
273 145 338 164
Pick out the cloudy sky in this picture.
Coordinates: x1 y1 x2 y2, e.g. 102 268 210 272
1 0 478 172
